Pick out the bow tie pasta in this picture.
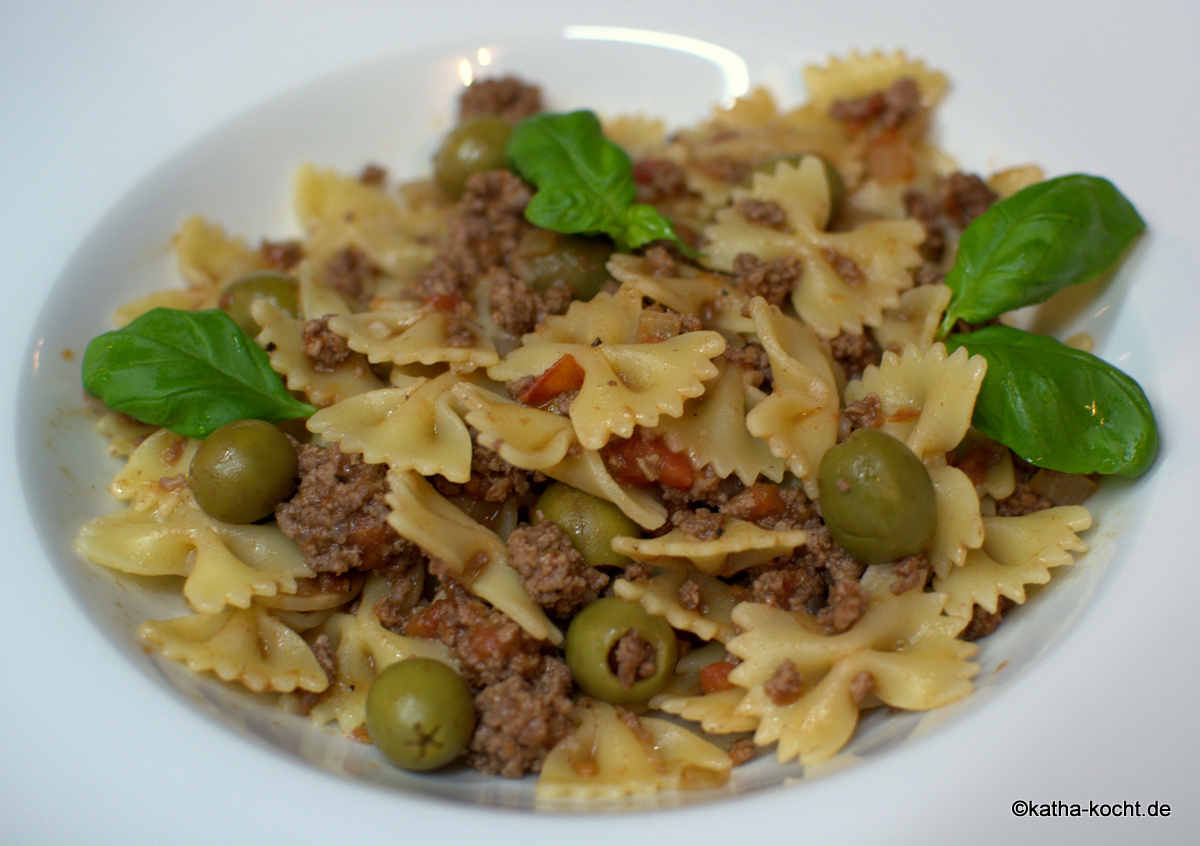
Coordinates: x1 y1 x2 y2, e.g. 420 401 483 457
78 49 1148 802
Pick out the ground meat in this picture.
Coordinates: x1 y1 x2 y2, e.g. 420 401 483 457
659 464 742 511
764 658 804 705
721 484 819 531
842 392 885 434
995 485 1055 517
821 247 866 287
411 170 533 302
728 736 757 766
372 555 427 630
747 560 826 612
260 238 304 271
995 459 1055 516
359 163 387 185
800 521 866 584
732 252 800 308
912 262 945 287
433 437 533 503
678 578 706 613
506 521 608 617
640 244 679 278
890 552 929 595
301 315 353 372
959 597 1016 641
486 266 573 336
671 507 725 540
612 629 658 691
324 245 380 304
275 442 411 574
622 561 654 582
406 582 551 688
829 77 921 130
633 158 692 205
736 198 789 230
466 657 574 778
942 172 997 230
721 341 771 390
829 331 882 382
458 75 543 123
902 188 947 263
293 633 338 716
848 671 875 705
816 578 868 633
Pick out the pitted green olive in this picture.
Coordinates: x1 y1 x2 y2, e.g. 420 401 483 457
433 116 513 199
188 419 298 523
818 427 937 564
365 658 476 772
535 482 638 569
218 271 299 336
512 229 614 300
564 597 677 704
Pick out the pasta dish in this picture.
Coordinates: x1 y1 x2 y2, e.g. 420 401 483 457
74 50 1154 800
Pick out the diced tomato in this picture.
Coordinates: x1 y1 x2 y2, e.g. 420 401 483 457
735 483 786 522
699 661 736 694
602 435 695 490
422 292 467 314
517 354 586 408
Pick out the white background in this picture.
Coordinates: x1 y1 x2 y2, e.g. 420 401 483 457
2 1 1197 843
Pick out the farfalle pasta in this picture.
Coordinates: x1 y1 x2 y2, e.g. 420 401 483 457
75 51 1141 802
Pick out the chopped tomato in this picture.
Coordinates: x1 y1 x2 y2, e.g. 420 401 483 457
422 292 467 314
602 435 694 490
517 354 586 407
699 661 736 694
734 483 786 522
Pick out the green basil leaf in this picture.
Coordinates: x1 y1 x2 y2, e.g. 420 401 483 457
508 110 692 254
938 174 1145 336
81 307 316 439
944 325 1158 477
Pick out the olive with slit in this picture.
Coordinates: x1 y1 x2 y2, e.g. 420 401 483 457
535 482 638 569
188 419 299 523
817 427 937 564
366 658 476 772
218 270 299 336
564 597 677 704
433 116 514 199
511 229 614 300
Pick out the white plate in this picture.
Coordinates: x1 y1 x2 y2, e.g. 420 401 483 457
4 3 1198 844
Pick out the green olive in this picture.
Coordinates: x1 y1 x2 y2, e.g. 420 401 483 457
433 116 514 199
511 229 614 300
564 597 677 704
818 427 937 564
753 153 845 227
218 271 299 336
535 482 638 569
365 658 476 772
188 419 299 523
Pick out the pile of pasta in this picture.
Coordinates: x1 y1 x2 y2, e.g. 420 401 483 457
76 50 1093 800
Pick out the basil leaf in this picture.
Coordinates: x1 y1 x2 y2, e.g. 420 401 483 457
938 174 1145 337
81 307 316 439
944 325 1158 477
507 110 692 254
